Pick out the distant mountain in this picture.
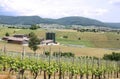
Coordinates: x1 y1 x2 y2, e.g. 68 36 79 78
54 16 105 26
0 15 45 25
105 23 120 28
0 15 120 28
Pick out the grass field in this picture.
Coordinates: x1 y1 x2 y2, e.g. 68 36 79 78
0 27 120 57
56 29 120 48
0 41 120 58
0 27 120 48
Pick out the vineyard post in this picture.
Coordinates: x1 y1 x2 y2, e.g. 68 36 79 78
104 60 108 79
91 57 94 79
102 60 105 79
107 60 110 79
116 61 120 78
71 57 75 79
21 45 25 60
97 58 101 79
110 61 116 78
55 51 57 63
79 57 83 79
86 57 89 79
58 47 62 79
48 45 51 79
100 58 102 79
3 44 6 55
101 60 104 79
43 46 45 55
49 45 51 66
37 53 39 61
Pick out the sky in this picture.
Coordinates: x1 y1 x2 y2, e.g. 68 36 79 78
0 0 120 22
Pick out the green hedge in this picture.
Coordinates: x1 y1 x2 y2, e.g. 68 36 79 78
103 52 120 61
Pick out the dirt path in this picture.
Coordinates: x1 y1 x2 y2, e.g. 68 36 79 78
0 74 16 79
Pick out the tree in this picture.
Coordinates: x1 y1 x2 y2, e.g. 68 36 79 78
63 36 68 39
78 37 81 40
28 32 40 55
30 24 39 30
103 52 120 61
5 32 10 36
29 32 35 37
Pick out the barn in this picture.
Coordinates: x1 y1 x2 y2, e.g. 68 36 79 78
2 34 29 44
7 37 29 44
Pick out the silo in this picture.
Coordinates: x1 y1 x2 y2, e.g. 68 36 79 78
46 32 55 43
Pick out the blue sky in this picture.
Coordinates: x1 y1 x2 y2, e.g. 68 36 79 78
0 0 120 22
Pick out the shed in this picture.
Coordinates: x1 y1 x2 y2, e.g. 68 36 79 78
41 40 54 45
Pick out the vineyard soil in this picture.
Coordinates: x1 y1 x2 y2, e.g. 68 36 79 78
0 73 119 79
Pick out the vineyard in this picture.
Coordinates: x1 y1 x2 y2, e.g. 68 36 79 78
0 51 120 79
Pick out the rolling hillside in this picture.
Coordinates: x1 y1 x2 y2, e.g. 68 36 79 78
0 15 120 28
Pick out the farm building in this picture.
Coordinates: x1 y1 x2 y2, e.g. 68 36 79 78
40 40 54 45
46 32 56 43
13 34 28 38
2 34 29 44
7 37 29 44
2 36 9 41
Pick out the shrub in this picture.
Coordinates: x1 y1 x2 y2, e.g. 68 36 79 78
29 25 39 30
53 52 74 57
63 36 68 38
45 51 50 56
78 37 81 40
103 52 120 61
5 32 10 36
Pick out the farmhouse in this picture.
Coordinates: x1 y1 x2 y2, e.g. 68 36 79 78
2 34 29 44
8 37 28 44
13 34 28 38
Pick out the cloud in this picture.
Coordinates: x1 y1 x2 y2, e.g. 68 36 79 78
83 8 108 17
109 0 120 4
0 0 111 19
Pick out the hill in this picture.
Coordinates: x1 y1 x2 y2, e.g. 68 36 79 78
105 23 120 28
54 16 105 26
0 15 45 25
0 15 120 28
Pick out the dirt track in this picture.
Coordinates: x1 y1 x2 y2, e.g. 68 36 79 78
0 74 16 79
